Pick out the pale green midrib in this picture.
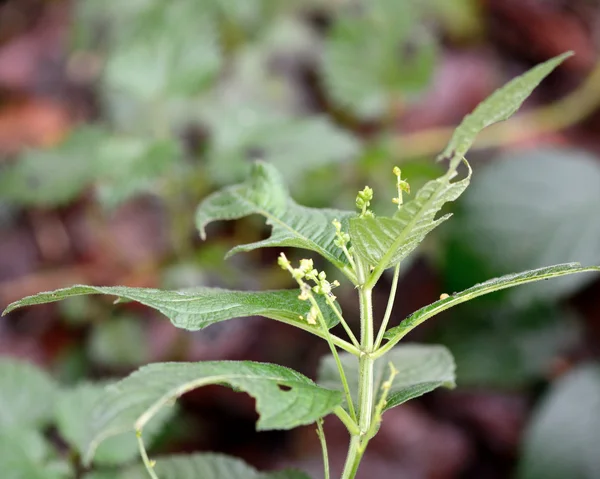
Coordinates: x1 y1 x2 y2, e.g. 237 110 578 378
381 265 600 351
366 170 454 288
87 371 332 463
232 190 346 269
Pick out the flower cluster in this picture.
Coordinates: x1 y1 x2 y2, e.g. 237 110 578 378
277 254 340 325
356 186 374 218
392 166 410 208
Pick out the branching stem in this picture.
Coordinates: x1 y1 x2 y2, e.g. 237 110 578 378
374 263 400 349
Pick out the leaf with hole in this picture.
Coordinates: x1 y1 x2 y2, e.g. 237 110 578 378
82 361 342 464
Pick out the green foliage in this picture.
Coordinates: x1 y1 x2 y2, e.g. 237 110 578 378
82 361 343 464
318 344 455 411
349 160 471 277
2 53 593 479
518 364 600 479
4 284 340 333
55 382 172 466
196 161 356 277
383 263 600 347
439 52 573 164
448 147 600 303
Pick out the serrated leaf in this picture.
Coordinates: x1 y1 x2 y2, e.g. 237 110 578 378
318 344 455 411
0 429 71 479
83 361 343 464
3 285 340 334
0 359 58 430
450 147 600 303
384 263 600 346
439 52 572 166
196 161 355 276
350 160 471 272
322 0 436 118
55 382 172 466
518 364 600 479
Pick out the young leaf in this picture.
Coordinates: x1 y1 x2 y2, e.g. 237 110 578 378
384 263 600 347
196 161 355 277
350 160 471 273
439 52 572 167
0 359 58 430
55 382 173 466
83 361 343 464
318 344 455 411
3 285 340 333
518 364 600 479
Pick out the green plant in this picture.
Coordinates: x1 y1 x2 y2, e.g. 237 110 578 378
3 52 599 479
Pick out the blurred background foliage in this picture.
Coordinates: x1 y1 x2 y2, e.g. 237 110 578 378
1 0 600 477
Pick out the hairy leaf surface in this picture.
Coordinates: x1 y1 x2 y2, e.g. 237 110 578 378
3 285 340 332
318 344 455 411
439 52 572 166
384 263 600 345
350 160 471 272
196 161 354 274
83 361 343 464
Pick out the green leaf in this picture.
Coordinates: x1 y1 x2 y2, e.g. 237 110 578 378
86 453 311 479
0 429 71 479
350 160 471 273
438 52 572 166
0 359 58 430
83 361 343 464
318 344 455 411
518 364 600 479
104 1 221 101
3 285 341 334
55 381 172 466
449 147 600 303
322 0 436 118
196 161 355 275
384 263 600 345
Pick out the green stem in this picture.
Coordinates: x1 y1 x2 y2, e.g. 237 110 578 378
334 406 361 436
374 263 400 349
341 258 375 479
310 295 358 422
137 431 160 479
325 295 360 348
316 419 330 479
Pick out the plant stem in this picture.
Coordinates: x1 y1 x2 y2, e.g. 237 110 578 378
374 263 400 349
325 295 360 348
137 430 160 479
316 419 330 479
340 259 375 479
